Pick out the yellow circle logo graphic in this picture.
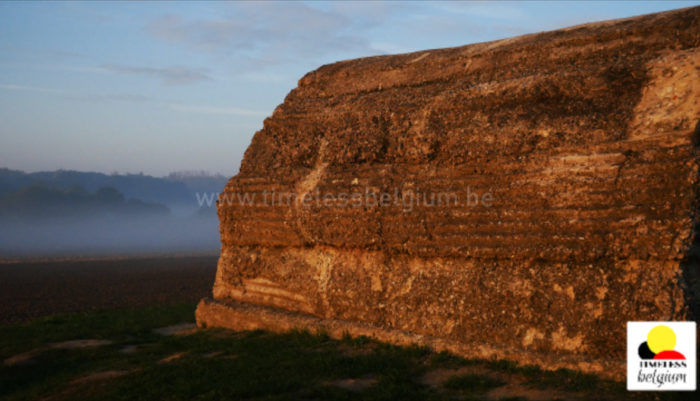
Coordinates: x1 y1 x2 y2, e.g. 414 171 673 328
647 325 676 354
638 325 685 360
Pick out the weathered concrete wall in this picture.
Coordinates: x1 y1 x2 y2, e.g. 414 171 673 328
197 7 700 379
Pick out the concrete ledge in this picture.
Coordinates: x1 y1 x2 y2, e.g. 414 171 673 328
195 297 625 380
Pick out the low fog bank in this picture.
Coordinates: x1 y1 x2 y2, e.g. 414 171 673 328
0 168 226 258
0 214 220 258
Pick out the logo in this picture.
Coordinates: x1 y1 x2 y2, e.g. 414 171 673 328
637 325 686 360
627 321 696 391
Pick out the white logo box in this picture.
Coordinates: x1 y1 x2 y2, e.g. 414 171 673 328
627 321 696 391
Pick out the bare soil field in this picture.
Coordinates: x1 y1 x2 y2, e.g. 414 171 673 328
0 256 217 325
0 256 691 400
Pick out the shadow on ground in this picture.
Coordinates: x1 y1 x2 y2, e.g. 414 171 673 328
1 303 695 401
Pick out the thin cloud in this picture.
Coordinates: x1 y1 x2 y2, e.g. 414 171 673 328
237 71 289 83
0 83 64 94
64 93 152 103
145 2 386 70
169 103 268 117
0 83 151 104
431 1 530 21
100 63 212 85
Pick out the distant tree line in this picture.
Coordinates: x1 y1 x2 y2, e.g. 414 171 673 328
0 168 229 222
0 184 169 222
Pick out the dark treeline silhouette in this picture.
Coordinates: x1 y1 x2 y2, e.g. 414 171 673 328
0 185 168 221
0 168 228 213
0 168 229 258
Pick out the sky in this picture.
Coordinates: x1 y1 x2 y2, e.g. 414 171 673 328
1 1 698 177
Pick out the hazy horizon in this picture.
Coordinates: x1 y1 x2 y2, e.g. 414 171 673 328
1 0 698 177
0 168 226 257
0 165 229 179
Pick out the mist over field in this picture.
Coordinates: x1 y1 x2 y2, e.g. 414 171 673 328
0 169 226 257
0 214 220 257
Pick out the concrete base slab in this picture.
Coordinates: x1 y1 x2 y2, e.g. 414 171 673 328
196 297 625 380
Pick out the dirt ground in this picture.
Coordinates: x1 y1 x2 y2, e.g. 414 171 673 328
0 256 218 325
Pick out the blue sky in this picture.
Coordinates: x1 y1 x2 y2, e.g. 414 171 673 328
1 1 698 176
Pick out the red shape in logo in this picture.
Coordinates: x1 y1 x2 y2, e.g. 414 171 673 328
653 350 686 360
